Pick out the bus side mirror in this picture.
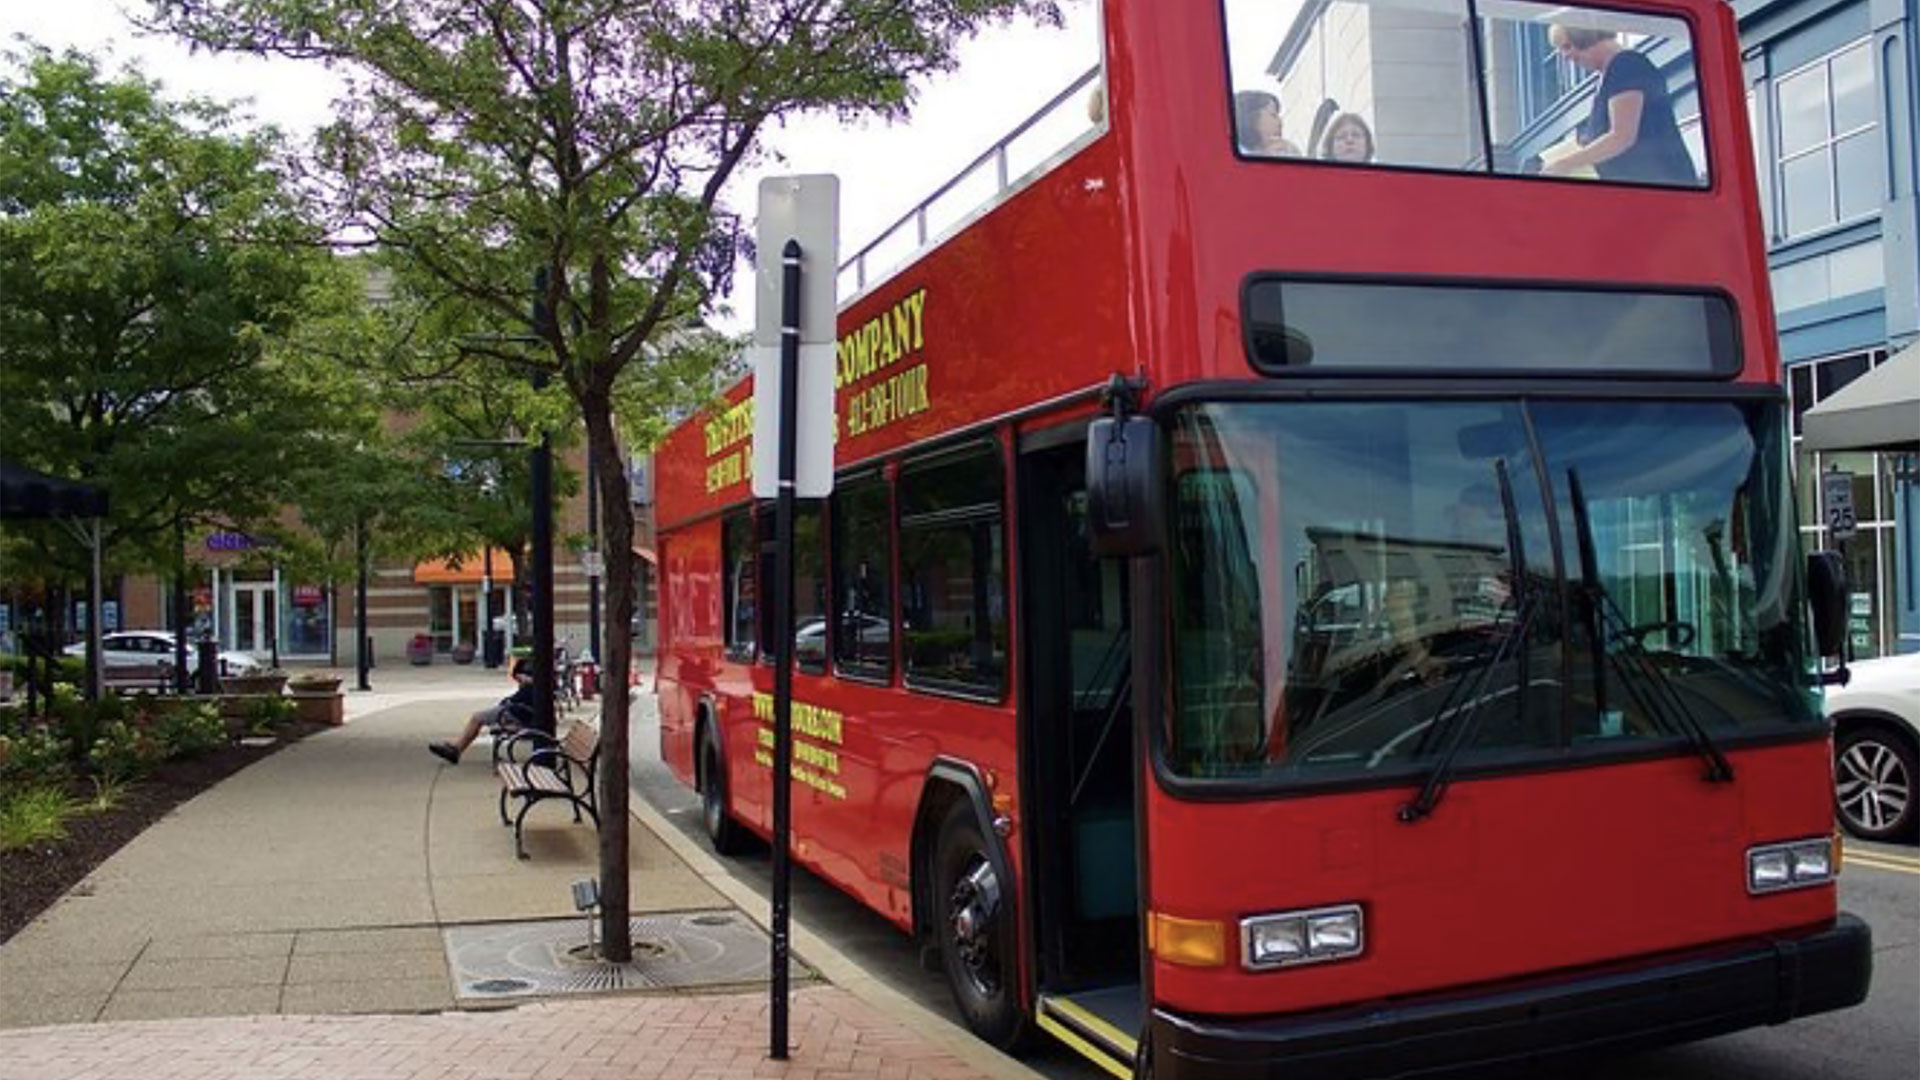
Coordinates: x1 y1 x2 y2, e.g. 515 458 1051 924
1086 416 1162 557
1806 551 1849 668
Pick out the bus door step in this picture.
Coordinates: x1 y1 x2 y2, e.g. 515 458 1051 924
1038 987 1141 1080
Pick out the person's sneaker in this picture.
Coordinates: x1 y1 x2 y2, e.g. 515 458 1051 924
429 742 460 765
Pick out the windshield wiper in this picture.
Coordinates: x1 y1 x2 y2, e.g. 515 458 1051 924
1401 459 1532 823
1567 468 1734 783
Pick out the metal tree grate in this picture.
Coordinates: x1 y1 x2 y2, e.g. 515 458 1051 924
445 910 805 1001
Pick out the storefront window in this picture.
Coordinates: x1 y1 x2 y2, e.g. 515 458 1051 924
286 584 331 656
1788 349 1905 657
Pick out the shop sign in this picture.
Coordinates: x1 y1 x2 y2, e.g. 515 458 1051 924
293 585 324 608
206 531 274 552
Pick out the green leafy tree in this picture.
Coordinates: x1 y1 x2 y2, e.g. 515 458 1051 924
0 46 336 629
149 0 1058 959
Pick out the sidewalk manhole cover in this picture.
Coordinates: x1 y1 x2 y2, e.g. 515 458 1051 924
446 910 807 1001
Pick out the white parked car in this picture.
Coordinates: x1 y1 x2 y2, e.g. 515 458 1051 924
1827 650 1920 843
63 631 264 684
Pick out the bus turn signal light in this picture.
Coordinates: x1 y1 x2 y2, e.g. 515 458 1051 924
1148 912 1227 968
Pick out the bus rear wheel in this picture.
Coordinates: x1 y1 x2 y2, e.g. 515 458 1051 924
701 727 749 855
932 800 1029 1050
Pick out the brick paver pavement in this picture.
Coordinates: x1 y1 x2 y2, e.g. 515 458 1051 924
0 986 998 1080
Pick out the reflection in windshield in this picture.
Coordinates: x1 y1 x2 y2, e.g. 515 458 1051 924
1166 398 1815 783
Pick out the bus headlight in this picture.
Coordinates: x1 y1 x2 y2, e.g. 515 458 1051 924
1241 904 1363 970
1747 838 1835 894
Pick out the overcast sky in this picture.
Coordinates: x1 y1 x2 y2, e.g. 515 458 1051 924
2 0 1102 335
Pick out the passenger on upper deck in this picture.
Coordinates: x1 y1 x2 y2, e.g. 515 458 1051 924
1319 112 1376 164
1234 91 1302 157
1540 25 1697 185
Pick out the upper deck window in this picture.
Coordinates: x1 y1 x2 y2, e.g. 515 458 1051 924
1224 0 1709 188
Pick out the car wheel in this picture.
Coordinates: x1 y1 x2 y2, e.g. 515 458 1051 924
1835 724 1917 842
931 799 1030 1051
701 726 749 855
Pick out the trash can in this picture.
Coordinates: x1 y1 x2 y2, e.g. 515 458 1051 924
195 639 220 695
484 629 506 669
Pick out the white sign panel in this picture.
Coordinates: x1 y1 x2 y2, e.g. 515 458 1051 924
752 343 837 499
753 175 840 499
1821 471 1856 542
754 175 840 348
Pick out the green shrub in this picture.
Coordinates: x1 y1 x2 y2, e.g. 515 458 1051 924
245 695 296 735
0 724 73 789
88 720 163 783
49 692 133 769
0 654 86 688
154 703 226 758
0 786 77 851
82 774 129 813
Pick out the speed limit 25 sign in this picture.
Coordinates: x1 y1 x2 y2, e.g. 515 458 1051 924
1821 471 1857 542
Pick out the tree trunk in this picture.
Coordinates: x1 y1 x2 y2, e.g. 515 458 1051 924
584 390 635 962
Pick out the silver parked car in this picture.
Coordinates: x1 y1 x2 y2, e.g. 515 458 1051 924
1827 651 1919 843
63 631 264 684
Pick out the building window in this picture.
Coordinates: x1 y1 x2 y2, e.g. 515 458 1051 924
1770 239 1883 313
1786 348 1901 657
1774 39 1880 239
899 442 1007 697
831 472 894 681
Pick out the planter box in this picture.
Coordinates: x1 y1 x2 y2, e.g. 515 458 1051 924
221 674 289 696
291 691 344 726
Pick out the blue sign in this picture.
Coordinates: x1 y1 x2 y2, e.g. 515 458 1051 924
206 532 274 552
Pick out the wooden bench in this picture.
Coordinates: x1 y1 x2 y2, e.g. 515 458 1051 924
492 722 601 859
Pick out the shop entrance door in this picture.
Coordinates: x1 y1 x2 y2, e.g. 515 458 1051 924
231 581 277 657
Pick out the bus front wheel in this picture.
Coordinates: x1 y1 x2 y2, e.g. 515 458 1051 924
701 727 749 855
932 799 1029 1050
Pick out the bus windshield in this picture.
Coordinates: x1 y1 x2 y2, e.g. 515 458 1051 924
1165 397 1818 785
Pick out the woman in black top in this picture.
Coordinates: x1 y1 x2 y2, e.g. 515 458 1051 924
1541 26 1697 185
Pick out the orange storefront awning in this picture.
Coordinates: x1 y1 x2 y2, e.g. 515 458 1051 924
413 549 514 585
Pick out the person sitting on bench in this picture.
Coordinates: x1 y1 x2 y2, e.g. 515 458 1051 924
429 658 537 764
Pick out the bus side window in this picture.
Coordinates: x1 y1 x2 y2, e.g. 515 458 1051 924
899 442 1008 697
793 503 827 673
831 472 895 682
722 510 757 662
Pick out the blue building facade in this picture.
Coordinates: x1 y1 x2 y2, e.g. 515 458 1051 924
1737 0 1918 656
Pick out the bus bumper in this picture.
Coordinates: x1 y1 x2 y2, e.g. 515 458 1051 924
1151 914 1872 1080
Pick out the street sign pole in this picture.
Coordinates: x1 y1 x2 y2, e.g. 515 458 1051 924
770 239 801 1060
754 175 838 1062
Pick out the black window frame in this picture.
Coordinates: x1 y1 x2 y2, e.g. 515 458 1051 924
897 439 1010 701
1242 273 1742 380
793 500 828 675
721 508 758 663
831 469 896 684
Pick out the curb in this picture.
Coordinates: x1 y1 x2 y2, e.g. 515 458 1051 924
627 789 1050 1080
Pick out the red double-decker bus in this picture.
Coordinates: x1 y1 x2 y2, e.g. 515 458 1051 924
654 0 1871 1075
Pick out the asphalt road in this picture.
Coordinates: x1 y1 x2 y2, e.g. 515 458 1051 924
625 698 1919 1080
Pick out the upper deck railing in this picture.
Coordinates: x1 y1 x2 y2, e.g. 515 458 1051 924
836 65 1104 304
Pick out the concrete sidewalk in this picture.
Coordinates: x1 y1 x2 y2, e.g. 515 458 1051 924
0 663 1036 1080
